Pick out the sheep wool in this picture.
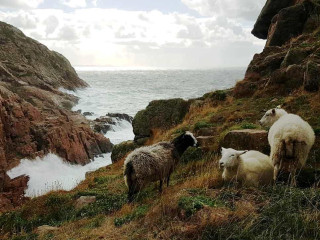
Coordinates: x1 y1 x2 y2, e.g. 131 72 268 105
219 148 274 187
124 132 197 202
260 108 315 185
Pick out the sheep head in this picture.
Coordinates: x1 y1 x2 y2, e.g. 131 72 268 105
259 108 288 127
172 131 198 156
219 147 247 169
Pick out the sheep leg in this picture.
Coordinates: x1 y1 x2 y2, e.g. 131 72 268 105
273 164 280 183
167 174 171 187
128 185 137 203
159 180 163 192
289 163 298 187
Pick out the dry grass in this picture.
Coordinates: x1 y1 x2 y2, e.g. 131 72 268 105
2 91 320 240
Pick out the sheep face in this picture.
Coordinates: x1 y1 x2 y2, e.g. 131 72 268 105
172 131 198 156
259 108 287 127
219 147 247 169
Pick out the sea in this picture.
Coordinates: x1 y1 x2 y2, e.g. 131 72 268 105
7 67 246 197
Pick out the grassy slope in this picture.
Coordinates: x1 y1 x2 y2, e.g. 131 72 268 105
2 89 320 240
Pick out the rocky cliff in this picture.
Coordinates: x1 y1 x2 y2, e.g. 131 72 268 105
235 0 320 97
0 22 112 211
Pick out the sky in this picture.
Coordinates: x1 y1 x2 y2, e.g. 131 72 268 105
0 0 266 69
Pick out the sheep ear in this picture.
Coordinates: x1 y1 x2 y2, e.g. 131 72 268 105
221 147 226 153
237 150 247 156
272 109 276 115
276 105 282 109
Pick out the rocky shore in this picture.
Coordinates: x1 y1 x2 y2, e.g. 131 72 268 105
0 21 112 211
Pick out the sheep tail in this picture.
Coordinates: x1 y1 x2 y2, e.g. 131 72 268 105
124 161 136 202
124 161 134 187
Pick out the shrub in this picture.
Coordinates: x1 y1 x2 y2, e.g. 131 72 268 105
203 90 228 101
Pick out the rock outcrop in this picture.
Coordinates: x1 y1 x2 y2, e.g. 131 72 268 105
235 0 320 97
111 140 138 163
0 21 112 211
133 99 191 144
91 113 133 134
222 129 270 155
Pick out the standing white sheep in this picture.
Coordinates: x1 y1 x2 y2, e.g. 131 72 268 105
124 131 198 202
260 107 315 185
219 147 274 187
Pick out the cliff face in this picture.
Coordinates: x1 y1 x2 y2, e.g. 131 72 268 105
235 0 320 97
0 22 112 211
0 22 87 91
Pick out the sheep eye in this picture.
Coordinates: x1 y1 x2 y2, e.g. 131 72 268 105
230 154 235 157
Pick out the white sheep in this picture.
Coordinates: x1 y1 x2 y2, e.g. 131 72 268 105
124 131 198 202
260 107 315 185
219 147 274 187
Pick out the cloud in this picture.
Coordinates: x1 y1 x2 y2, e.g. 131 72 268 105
4 11 38 29
91 0 98 7
0 0 44 9
181 0 265 21
43 16 59 36
61 0 86 8
0 8 265 68
58 25 78 41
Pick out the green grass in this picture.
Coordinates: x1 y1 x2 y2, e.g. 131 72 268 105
203 90 228 101
0 189 127 236
114 205 149 227
180 147 203 164
240 122 258 129
194 121 213 131
178 195 224 218
85 215 106 229
202 186 320 240
10 233 39 240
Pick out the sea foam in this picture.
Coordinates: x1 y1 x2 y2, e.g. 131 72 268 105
8 119 134 197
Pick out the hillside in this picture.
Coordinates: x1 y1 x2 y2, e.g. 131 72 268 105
2 0 320 239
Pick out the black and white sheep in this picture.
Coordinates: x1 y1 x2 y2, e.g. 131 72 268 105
124 131 198 202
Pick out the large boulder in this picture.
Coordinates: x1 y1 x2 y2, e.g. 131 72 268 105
252 0 294 39
91 113 133 134
304 61 320 92
111 140 138 163
133 99 191 143
222 129 270 155
281 47 312 68
266 3 309 47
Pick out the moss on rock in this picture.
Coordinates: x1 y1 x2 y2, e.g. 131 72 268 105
111 141 138 163
132 98 191 142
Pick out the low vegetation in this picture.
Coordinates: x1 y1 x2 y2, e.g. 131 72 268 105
1 90 320 240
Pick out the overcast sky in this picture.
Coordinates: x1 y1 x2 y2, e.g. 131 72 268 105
0 0 266 69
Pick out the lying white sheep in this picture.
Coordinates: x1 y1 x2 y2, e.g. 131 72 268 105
124 131 198 202
260 107 315 185
219 147 274 187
